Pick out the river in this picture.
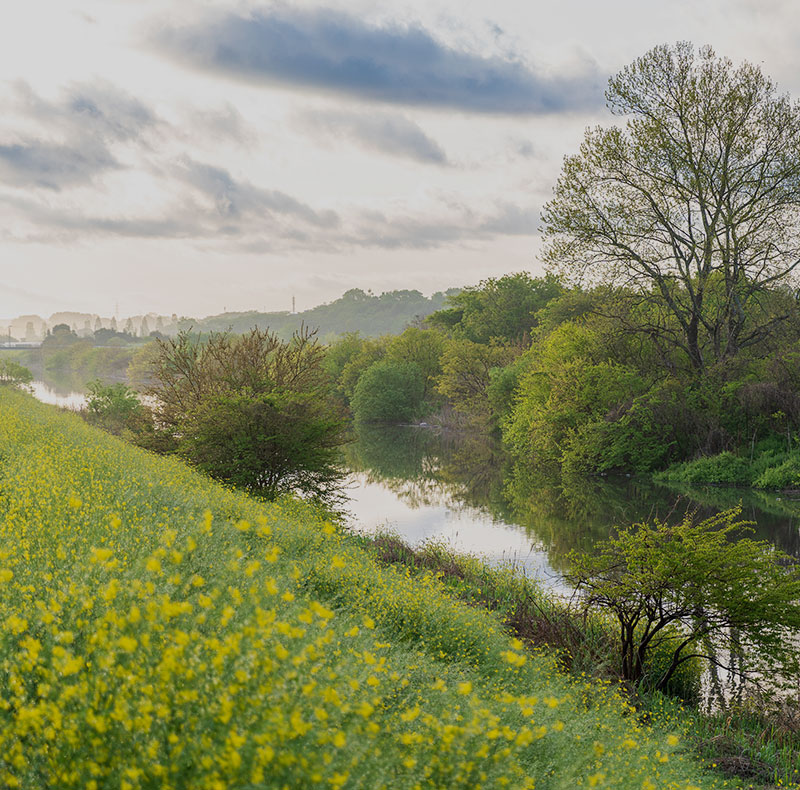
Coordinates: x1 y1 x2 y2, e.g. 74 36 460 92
29 381 800 589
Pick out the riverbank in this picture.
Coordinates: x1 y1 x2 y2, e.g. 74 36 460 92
355 531 800 788
0 387 731 789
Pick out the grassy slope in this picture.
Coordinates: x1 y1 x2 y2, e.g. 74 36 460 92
0 389 725 789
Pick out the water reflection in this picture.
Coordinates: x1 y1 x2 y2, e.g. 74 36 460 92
343 426 562 585
29 381 86 410
343 424 800 579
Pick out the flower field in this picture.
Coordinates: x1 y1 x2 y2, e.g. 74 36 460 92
0 388 730 789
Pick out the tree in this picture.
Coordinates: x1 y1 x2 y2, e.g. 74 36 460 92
436 338 518 424
428 273 562 344
145 327 348 503
386 327 445 402
542 43 800 371
566 508 800 693
351 360 424 423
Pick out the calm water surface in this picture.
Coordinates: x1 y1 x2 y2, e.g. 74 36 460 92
30 381 800 592
342 424 800 591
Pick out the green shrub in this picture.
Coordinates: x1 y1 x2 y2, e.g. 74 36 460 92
351 359 425 423
753 455 800 489
660 451 751 485
0 359 32 387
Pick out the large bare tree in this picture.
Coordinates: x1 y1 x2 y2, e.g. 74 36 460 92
542 43 800 370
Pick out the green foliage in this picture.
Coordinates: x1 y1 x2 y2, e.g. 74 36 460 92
0 359 32 387
336 336 390 404
179 390 346 502
385 327 445 402
436 338 518 425
82 380 162 447
505 324 648 469
428 272 562 344
659 452 752 486
567 508 800 692
86 380 141 420
351 359 425 424
145 327 348 502
752 455 800 489
543 43 800 371
659 444 800 490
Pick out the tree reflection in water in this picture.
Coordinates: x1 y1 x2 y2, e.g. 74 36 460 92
343 424 800 575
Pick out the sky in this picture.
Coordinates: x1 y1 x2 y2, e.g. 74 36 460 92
1 0 799 319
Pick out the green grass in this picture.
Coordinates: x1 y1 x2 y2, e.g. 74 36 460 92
657 442 800 490
0 387 745 788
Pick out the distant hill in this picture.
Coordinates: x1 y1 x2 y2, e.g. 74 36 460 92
195 288 459 339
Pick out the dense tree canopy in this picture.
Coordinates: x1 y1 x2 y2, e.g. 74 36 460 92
543 43 800 370
428 273 562 344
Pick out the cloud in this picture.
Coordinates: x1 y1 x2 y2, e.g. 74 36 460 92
0 82 161 190
297 109 447 164
172 157 340 227
0 140 118 190
13 80 159 144
155 8 602 114
347 201 539 249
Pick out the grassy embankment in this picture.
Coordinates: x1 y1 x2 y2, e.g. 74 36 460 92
656 439 800 491
0 388 729 789
358 536 800 789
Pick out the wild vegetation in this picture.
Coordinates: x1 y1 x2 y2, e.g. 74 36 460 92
12 40 800 788
0 389 724 789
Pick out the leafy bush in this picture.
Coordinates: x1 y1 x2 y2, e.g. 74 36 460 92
660 451 752 486
753 455 800 489
0 359 32 387
351 359 425 423
145 327 348 502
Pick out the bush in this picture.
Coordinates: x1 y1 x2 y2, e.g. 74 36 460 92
753 455 800 489
0 359 32 387
662 451 752 486
145 327 348 502
84 380 154 441
351 359 425 423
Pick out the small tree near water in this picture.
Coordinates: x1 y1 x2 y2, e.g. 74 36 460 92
0 360 32 387
146 327 348 504
567 508 800 693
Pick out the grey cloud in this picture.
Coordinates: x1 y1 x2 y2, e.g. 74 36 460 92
14 81 159 144
0 82 161 191
1 178 533 252
173 158 340 227
348 201 539 250
155 8 602 115
0 193 201 241
0 140 118 190
298 109 447 164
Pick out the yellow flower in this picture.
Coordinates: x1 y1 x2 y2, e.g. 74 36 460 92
118 636 138 653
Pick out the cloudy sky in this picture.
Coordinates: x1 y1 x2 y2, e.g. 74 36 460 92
1 0 798 318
